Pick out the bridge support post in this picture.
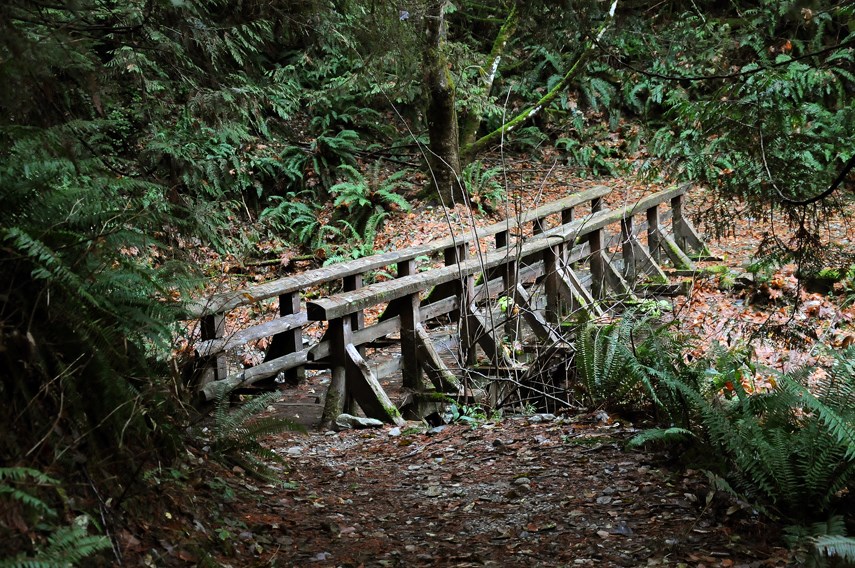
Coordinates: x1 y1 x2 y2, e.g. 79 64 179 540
588 229 605 300
544 243 560 324
647 205 661 264
397 259 424 391
671 194 707 257
320 317 347 430
199 313 226 388
621 217 636 283
263 292 304 385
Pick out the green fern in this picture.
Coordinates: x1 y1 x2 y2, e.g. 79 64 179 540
0 468 110 567
575 317 647 408
627 427 694 449
461 160 504 212
210 388 305 482
645 345 855 522
814 535 855 564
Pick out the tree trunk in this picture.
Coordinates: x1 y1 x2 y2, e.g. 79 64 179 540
424 0 464 204
462 0 619 160
459 2 519 150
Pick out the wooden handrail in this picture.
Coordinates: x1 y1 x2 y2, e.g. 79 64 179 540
184 185 611 318
306 184 690 322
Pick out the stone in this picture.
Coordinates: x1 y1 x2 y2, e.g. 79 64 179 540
335 413 384 430
527 413 556 423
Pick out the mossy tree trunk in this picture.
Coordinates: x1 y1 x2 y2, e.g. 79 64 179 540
424 0 464 204
461 1 619 160
458 1 520 150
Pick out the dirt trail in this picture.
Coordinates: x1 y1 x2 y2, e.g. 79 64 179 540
244 415 789 567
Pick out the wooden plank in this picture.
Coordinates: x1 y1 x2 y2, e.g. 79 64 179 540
196 312 307 357
200 350 309 401
628 234 669 282
345 344 405 426
603 253 636 298
660 233 695 270
556 266 604 318
415 323 462 392
513 284 563 345
306 185 692 321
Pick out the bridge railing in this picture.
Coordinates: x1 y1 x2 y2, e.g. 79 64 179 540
298 184 705 425
188 185 613 394
187 184 707 428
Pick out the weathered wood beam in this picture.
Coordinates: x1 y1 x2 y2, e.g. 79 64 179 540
660 233 695 270
397 259 424 391
629 234 669 282
344 344 404 426
556 266 604 318
415 323 462 393
647 205 661 264
513 284 563 345
196 312 306 357
200 350 309 401
199 313 227 387
320 318 348 430
603 253 636 299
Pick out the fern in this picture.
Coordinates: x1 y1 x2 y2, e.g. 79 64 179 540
0 468 110 567
814 535 855 564
575 317 647 408
461 160 505 212
210 388 305 482
627 427 694 449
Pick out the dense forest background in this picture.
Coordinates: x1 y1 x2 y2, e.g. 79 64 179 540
1 0 853 565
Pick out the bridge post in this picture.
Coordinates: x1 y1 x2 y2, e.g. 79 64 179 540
544 244 560 324
320 317 347 430
445 243 476 366
671 195 687 253
397 259 424 391
588 229 605 299
560 207 574 265
199 313 226 387
343 274 364 414
647 205 661 263
621 217 636 282
262 291 304 385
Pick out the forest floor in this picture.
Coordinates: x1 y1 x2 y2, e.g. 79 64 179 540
139 164 855 567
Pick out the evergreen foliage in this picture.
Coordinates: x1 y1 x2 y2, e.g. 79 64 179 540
210 389 305 482
0 468 110 567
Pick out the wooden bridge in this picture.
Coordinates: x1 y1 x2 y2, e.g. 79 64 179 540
185 184 707 428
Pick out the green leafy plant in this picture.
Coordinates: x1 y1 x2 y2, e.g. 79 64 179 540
0 468 110 567
461 160 504 212
210 389 305 482
259 192 323 249
574 316 655 409
330 162 412 230
445 403 487 426
556 124 622 178
644 345 855 524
